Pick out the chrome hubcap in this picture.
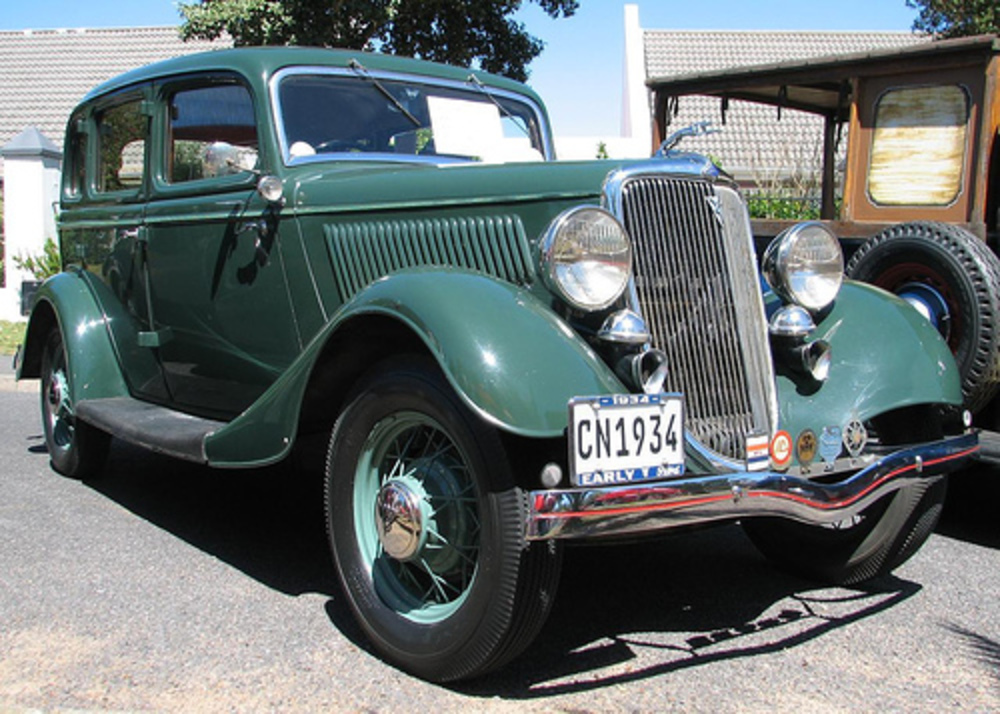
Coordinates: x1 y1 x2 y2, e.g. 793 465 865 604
45 367 73 452
375 478 428 561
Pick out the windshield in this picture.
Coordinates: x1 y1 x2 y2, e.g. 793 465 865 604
275 70 548 164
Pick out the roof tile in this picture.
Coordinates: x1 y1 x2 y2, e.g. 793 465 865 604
0 26 228 177
643 30 929 183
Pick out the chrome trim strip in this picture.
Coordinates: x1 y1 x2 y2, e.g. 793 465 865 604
526 432 978 541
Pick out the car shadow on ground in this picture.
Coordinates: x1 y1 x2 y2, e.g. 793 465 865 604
452 531 920 697
85 439 338 598
938 462 1000 549
75 437 992 694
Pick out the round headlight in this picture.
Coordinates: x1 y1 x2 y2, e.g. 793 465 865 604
540 206 632 311
762 221 843 311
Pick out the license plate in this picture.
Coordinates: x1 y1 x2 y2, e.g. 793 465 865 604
568 394 684 487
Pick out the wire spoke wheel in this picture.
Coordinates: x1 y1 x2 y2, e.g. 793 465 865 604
43 347 75 456
356 412 481 622
326 357 561 682
40 328 109 478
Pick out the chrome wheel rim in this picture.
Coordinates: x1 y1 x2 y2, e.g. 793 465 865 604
43 349 74 455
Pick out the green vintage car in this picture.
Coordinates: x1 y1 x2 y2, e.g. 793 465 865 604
18 47 978 681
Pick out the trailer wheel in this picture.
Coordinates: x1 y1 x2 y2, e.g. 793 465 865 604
846 221 1000 413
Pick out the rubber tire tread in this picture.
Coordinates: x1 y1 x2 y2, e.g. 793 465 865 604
845 221 1000 413
40 328 110 479
743 476 947 585
325 356 561 682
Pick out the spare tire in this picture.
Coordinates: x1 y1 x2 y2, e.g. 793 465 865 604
846 221 1000 414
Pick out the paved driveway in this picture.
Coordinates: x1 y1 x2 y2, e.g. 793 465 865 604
0 376 997 712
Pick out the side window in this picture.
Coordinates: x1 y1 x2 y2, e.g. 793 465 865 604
168 84 258 183
868 85 969 206
96 99 147 193
64 115 88 198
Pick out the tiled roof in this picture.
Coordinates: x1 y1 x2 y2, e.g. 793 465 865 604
642 30 929 184
0 26 229 177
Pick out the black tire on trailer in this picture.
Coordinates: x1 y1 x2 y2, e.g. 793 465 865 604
325 356 562 682
846 221 1000 414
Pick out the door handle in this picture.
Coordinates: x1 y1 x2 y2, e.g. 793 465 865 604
236 219 269 238
235 219 272 266
119 226 147 242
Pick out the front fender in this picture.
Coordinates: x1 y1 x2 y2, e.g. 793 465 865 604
18 271 129 404
204 269 623 465
341 269 625 434
776 281 963 439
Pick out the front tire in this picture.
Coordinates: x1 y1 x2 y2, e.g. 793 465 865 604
325 357 561 682
40 328 110 478
743 476 947 585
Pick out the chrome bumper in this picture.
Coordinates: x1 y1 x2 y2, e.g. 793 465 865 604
526 432 979 541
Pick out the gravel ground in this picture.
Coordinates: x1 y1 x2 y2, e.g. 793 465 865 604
0 379 997 712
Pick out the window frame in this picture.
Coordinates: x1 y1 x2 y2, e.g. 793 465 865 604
269 65 553 167
866 83 971 208
91 89 150 200
150 72 263 200
61 111 91 203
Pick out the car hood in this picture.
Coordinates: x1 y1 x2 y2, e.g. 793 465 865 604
288 159 635 215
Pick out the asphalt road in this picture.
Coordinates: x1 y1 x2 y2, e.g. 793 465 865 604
0 372 997 712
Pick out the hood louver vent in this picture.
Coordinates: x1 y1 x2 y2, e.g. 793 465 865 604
325 215 536 301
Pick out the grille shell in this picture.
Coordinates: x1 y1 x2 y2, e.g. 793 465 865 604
606 170 776 461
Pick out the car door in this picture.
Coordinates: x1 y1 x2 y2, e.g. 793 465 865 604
60 89 172 402
141 76 301 418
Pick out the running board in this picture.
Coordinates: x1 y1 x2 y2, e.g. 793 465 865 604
75 397 225 463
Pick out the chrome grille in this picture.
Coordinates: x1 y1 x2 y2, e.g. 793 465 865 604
613 174 775 461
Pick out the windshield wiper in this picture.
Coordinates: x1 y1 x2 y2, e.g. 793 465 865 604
466 73 530 139
349 58 422 128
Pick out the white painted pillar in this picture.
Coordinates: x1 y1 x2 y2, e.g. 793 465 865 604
1 127 63 320
621 4 652 155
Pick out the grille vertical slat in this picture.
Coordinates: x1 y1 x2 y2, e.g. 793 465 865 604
618 176 775 461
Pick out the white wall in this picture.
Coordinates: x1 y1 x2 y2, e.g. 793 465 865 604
1 136 61 321
555 135 649 161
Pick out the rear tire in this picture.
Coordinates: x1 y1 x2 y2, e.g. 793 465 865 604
40 328 110 479
325 357 561 682
846 221 1000 413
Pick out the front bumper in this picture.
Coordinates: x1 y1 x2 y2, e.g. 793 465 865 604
526 432 978 541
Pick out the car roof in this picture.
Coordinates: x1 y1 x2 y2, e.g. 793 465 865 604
81 45 540 105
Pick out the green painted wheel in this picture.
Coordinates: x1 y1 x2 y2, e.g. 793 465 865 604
40 328 110 478
353 411 480 623
326 357 561 682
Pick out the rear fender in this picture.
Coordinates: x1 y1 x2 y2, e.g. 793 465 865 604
18 271 129 403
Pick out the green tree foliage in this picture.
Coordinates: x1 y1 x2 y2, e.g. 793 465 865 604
179 0 578 81
906 0 1000 38
14 237 62 281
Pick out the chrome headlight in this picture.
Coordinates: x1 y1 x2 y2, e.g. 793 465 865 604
540 206 632 311
762 221 843 311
